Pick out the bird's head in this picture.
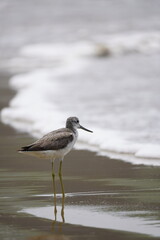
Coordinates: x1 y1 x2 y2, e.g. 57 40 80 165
66 117 93 133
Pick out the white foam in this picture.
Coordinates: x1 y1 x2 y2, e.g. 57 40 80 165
77 129 160 166
20 31 160 58
1 32 160 165
96 31 160 55
1 70 65 134
2 31 160 73
21 42 95 58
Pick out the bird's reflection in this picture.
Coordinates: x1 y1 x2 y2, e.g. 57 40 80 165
51 161 65 226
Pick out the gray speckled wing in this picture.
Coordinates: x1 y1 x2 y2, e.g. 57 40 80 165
20 128 74 151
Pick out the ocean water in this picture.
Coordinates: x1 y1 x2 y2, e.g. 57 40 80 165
1 0 160 165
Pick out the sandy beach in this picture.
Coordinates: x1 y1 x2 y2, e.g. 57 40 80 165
0 72 160 240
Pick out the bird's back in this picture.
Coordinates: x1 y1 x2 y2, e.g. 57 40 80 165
19 128 74 152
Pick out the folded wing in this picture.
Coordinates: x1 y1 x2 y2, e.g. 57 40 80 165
19 129 74 151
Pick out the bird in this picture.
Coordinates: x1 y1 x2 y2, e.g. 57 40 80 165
19 116 93 219
19 116 93 175
19 116 93 217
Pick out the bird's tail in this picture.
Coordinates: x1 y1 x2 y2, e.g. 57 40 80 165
18 144 34 152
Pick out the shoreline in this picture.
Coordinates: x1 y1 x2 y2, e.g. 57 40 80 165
0 72 160 240
2 69 160 167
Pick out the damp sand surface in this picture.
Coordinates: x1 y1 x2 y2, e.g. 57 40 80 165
0 73 160 240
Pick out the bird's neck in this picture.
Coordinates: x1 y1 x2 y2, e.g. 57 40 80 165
66 123 77 135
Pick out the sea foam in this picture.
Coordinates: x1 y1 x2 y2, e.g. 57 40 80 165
1 31 160 166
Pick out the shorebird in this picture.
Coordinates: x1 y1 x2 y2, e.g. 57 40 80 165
19 117 93 220
19 117 93 175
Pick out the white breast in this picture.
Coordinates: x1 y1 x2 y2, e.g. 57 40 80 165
61 130 78 157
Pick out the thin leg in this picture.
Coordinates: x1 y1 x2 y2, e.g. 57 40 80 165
58 160 65 222
58 160 65 197
52 160 57 219
58 160 63 177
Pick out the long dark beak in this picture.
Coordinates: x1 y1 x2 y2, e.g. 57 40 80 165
79 124 93 133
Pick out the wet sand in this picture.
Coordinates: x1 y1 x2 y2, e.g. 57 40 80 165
0 73 160 240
